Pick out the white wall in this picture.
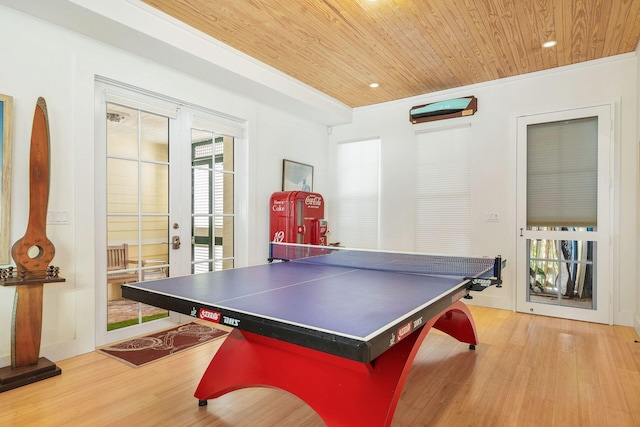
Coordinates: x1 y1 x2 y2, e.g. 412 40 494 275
0 7 328 365
328 54 639 324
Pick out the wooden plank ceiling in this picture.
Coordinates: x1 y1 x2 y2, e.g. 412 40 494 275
142 0 640 108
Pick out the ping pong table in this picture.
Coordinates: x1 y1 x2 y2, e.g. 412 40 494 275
122 243 503 426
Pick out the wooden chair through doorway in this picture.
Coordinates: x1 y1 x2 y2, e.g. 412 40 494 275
107 243 139 285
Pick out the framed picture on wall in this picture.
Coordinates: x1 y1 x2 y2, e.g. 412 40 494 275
0 94 13 265
282 159 313 192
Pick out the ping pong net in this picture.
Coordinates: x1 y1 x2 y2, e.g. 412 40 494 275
269 243 503 293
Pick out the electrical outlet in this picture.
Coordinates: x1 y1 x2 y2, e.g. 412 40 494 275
484 212 500 222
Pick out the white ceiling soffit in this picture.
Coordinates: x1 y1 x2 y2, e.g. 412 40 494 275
0 0 352 126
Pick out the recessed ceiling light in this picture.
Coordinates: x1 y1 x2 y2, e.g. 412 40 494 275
542 40 557 48
369 83 379 88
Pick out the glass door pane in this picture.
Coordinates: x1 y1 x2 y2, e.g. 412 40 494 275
527 228 595 309
106 104 170 331
191 130 234 273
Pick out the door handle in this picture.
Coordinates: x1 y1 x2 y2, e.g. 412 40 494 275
172 235 181 250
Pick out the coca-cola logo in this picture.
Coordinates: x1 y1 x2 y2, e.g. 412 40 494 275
198 308 221 323
272 200 286 212
305 195 322 207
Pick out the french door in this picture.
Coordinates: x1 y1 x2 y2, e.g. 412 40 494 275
95 86 182 345
516 104 613 324
95 81 243 345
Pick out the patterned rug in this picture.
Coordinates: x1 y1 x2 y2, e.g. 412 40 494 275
97 322 228 368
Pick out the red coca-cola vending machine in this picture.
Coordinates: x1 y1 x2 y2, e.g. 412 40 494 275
270 191 328 245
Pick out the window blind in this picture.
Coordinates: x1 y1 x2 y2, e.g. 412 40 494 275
334 138 380 249
414 125 471 255
527 117 598 227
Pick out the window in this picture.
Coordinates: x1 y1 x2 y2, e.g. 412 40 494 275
334 138 380 248
527 117 598 228
414 125 471 255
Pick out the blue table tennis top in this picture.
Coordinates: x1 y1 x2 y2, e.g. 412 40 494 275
122 260 470 362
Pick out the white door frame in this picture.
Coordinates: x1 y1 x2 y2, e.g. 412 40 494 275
94 82 183 346
515 103 614 324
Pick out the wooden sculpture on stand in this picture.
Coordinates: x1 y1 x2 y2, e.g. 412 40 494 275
0 97 65 392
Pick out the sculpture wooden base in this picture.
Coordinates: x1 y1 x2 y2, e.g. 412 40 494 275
0 274 65 394
0 357 61 393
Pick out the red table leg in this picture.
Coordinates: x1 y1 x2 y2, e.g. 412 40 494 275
195 300 477 426
433 300 478 348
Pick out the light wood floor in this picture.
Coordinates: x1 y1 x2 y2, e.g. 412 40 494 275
1 306 640 426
